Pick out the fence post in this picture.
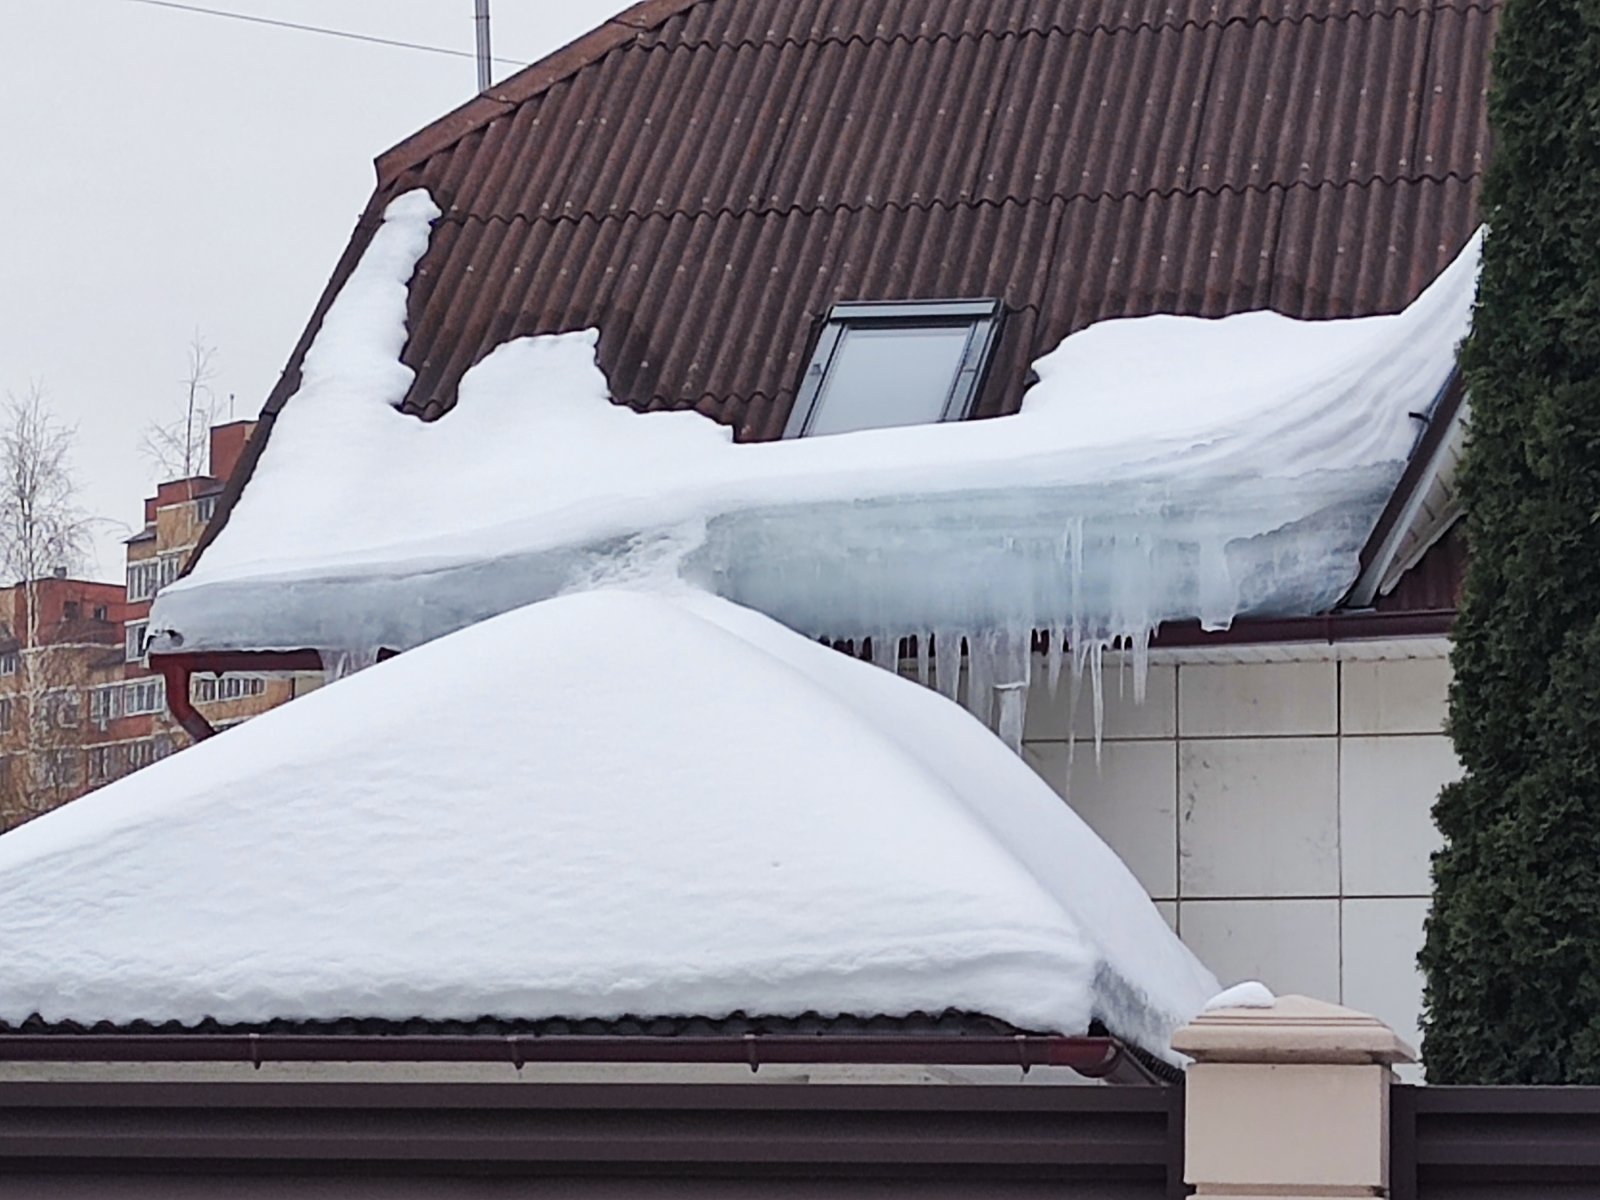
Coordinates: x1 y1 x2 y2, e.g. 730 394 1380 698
1172 994 1415 1199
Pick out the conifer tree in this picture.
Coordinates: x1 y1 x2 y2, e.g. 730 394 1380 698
1419 0 1600 1082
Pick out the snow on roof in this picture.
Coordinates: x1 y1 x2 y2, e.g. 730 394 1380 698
151 192 1481 710
0 588 1217 1062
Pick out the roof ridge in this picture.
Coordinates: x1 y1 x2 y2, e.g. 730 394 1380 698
635 0 1502 55
426 170 1484 233
376 0 1501 190
375 0 713 187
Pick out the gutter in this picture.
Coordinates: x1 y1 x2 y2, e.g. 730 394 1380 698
153 649 325 743
155 608 1454 741
1147 607 1454 649
1348 371 1468 609
0 1033 1152 1082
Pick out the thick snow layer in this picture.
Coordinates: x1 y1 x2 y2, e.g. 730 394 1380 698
151 190 1480 745
0 588 1217 1061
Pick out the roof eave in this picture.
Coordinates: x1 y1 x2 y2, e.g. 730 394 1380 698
0 1031 1149 1081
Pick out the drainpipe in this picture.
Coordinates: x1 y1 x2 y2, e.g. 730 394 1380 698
152 649 326 743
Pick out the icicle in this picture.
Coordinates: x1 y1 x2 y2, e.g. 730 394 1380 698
1131 623 1153 705
964 630 994 728
871 630 898 673
322 646 381 685
933 629 961 703
1088 640 1105 764
995 684 1027 754
984 626 1032 753
1045 623 1066 699
914 633 931 688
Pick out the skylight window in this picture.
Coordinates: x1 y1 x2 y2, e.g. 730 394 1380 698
784 299 1003 438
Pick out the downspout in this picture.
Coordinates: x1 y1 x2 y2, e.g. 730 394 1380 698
154 655 211 743
153 649 327 743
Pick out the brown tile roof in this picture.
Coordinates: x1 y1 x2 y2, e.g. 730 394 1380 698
198 0 1495 561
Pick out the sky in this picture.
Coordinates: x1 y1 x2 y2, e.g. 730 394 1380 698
2 0 628 580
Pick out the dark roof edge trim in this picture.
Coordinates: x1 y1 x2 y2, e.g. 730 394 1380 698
183 192 391 572
0 1032 1137 1077
1147 607 1454 648
1348 368 1467 606
375 0 709 188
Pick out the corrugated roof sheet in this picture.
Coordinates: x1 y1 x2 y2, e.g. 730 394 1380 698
202 0 1495 589
371 0 1493 437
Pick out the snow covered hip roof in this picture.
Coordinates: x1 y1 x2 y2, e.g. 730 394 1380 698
0 589 1219 1063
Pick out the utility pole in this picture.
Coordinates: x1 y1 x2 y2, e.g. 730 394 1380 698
474 0 492 93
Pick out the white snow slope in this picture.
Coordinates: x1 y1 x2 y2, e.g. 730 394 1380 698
151 191 1481 738
0 588 1218 1061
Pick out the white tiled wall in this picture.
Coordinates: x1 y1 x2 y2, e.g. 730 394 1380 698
1019 648 1459 1073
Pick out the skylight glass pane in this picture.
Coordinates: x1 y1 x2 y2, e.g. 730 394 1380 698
805 324 972 436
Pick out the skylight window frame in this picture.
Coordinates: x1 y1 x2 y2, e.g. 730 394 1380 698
783 298 1005 439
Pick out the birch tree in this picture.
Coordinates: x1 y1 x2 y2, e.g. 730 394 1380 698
0 386 92 829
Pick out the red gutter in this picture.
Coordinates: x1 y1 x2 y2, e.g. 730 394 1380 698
0 1033 1136 1079
153 650 325 743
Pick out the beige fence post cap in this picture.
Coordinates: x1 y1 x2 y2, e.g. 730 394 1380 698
1172 994 1417 1066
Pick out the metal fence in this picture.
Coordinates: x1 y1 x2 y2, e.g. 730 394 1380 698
0 1080 1186 1199
1392 1085 1600 1198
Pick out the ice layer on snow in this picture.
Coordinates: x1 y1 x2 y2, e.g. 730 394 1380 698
150 190 1480 744
0 588 1218 1061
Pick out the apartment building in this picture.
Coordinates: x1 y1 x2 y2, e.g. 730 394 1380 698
0 575 127 828
98 421 315 782
0 422 315 830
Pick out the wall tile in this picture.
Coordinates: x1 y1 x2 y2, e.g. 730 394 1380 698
1340 736 1458 896
1179 739 1339 897
1180 899 1341 999
1342 897 1429 1072
1024 660 1176 742
1024 741 1177 898
1154 900 1178 932
1179 661 1338 737
1341 657 1451 736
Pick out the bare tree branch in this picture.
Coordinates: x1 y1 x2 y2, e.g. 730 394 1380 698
141 334 219 481
0 384 93 829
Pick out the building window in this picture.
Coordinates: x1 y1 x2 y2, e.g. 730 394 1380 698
783 299 1003 439
191 673 267 704
0 650 18 676
52 693 80 728
88 744 120 783
122 677 166 716
42 749 79 789
0 697 10 731
196 494 219 524
125 736 173 772
158 554 184 589
125 621 150 663
127 560 159 603
89 685 121 726
63 601 80 621
93 604 108 621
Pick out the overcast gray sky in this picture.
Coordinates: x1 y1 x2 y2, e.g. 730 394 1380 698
3 1 627 579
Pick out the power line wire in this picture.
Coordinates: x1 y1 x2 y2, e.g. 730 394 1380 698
120 0 528 67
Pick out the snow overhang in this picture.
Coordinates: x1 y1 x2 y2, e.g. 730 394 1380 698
149 192 1483 689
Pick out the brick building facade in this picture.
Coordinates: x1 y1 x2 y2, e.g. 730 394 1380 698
0 422 315 830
